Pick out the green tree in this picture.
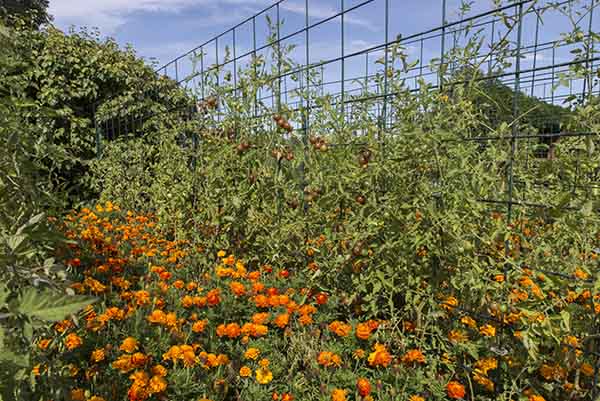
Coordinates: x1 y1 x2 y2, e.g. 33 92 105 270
3 22 192 206
0 0 51 28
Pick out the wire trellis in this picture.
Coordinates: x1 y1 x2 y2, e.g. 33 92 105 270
93 0 600 398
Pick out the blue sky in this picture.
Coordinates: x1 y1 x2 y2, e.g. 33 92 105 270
47 0 596 102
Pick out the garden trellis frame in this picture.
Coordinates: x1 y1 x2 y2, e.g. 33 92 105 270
94 0 600 397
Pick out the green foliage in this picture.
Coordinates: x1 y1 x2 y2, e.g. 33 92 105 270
2 21 192 206
0 0 50 28
0 21 97 400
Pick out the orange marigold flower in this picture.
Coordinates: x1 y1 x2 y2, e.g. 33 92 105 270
401 349 426 364
255 294 269 308
38 338 51 350
90 348 105 363
128 383 148 401
147 309 167 325
192 319 208 333
259 358 270 368
120 337 138 353
368 343 392 368
446 381 466 399
129 370 149 386
245 348 260 360
252 312 270 324
181 295 194 308
355 323 372 340
298 314 313 326
239 366 252 377
460 316 477 329
134 290 151 306
528 395 546 401
131 352 148 367
112 355 134 373
331 388 347 401
317 351 342 368
70 389 85 401
65 333 83 350
229 281 246 297
329 321 352 337
581 362 594 377
274 313 290 329
206 289 221 306
409 396 425 401
148 375 167 394
151 364 167 377
356 378 371 396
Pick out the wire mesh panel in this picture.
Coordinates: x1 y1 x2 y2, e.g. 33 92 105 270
93 1 600 398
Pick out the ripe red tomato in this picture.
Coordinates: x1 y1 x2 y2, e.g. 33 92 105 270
315 292 328 305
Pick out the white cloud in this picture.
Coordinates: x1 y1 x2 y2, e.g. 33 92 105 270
48 0 274 34
281 1 376 31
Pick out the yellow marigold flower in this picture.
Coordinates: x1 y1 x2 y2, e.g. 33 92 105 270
441 296 458 311
409 396 425 401
88 397 106 401
474 357 498 376
244 348 260 360
331 388 347 401
255 367 273 384
239 366 252 377
65 333 83 350
473 372 495 392
479 324 496 337
217 250 226 258
120 337 138 353
90 348 105 363
259 358 270 368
